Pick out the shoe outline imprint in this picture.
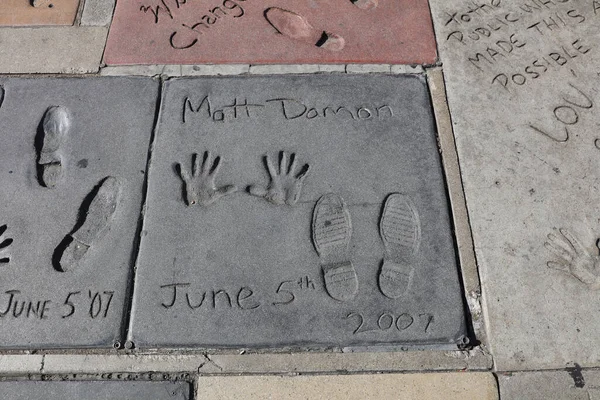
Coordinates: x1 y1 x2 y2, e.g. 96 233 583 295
54 176 122 272
36 105 71 189
312 193 358 302
378 193 421 299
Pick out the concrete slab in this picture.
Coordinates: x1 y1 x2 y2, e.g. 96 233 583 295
0 27 108 74
498 369 600 400
130 74 467 349
428 0 600 370
0 381 191 400
0 77 158 348
81 0 116 26
104 0 437 65
0 0 80 26
196 372 498 400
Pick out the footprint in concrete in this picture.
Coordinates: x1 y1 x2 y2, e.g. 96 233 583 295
312 193 357 302
264 7 345 52
378 193 421 299
35 106 71 188
53 177 121 272
350 0 379 10
31 0 54 8
0 224 12 265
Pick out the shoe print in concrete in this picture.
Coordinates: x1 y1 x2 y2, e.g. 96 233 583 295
104 0 436 65
378 193 421 299
55 176 121 272
130 74 466 349
36 106 71 188
0 77 158 349
0 0 80 26
312 193 357 302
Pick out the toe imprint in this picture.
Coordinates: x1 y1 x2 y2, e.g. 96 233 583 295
351 0 379 10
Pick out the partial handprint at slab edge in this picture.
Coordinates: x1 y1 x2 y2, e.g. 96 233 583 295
545 228 600 290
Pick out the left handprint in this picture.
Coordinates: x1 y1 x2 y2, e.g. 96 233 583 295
177 151 237 206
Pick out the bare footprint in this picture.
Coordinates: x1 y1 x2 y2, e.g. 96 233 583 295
350 0 378 10
31 0 53 7
265 7 345 52
54 177 121 272
378 193 421 299
312 193 357 302
37 106 71 188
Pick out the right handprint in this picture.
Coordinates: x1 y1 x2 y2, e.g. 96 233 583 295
545 228 600 290
248 151 310 206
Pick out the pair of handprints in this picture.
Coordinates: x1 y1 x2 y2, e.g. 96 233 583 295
177 151 309 207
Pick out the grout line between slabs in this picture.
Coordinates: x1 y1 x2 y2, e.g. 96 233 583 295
120 77 165 349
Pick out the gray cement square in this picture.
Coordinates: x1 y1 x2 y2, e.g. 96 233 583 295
0 381 191 400
130 74 468 349
0 77 158 348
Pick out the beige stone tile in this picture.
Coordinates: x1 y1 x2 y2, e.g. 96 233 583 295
428 0 600 370
0 27 107 73
0 0 80 26
196 372 498 400
498 369 600 400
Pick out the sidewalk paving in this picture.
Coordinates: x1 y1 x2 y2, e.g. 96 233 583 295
0 0 599 398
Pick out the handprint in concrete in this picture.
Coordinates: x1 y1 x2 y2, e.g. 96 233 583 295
177 151 237 207
0 224 13 265
248 151 310 206
545 229 600 290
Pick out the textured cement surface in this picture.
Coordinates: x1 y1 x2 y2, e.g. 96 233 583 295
0 77 158 348
498 369 600 400
0 0 80 26
0 381 191 399
104 0 437 65
196 372 499 400
81 0 117 26
0 27 108 74
130 74 467 349
429 0 600 370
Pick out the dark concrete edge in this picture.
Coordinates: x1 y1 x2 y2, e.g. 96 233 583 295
425 67 488 350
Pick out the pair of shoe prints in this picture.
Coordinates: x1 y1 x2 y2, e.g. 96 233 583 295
0 75 467 349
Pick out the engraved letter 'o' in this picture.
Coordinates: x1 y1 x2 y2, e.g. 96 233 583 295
554 106 579 125
357 108 372 119
169 31 198 50
511 74 526 85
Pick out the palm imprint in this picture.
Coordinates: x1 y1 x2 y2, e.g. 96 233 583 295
248 151 310 206
177 151 237 206
545 228 600 290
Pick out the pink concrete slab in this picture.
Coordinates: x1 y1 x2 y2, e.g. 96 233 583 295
0 0 80 26
105 0 437 65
